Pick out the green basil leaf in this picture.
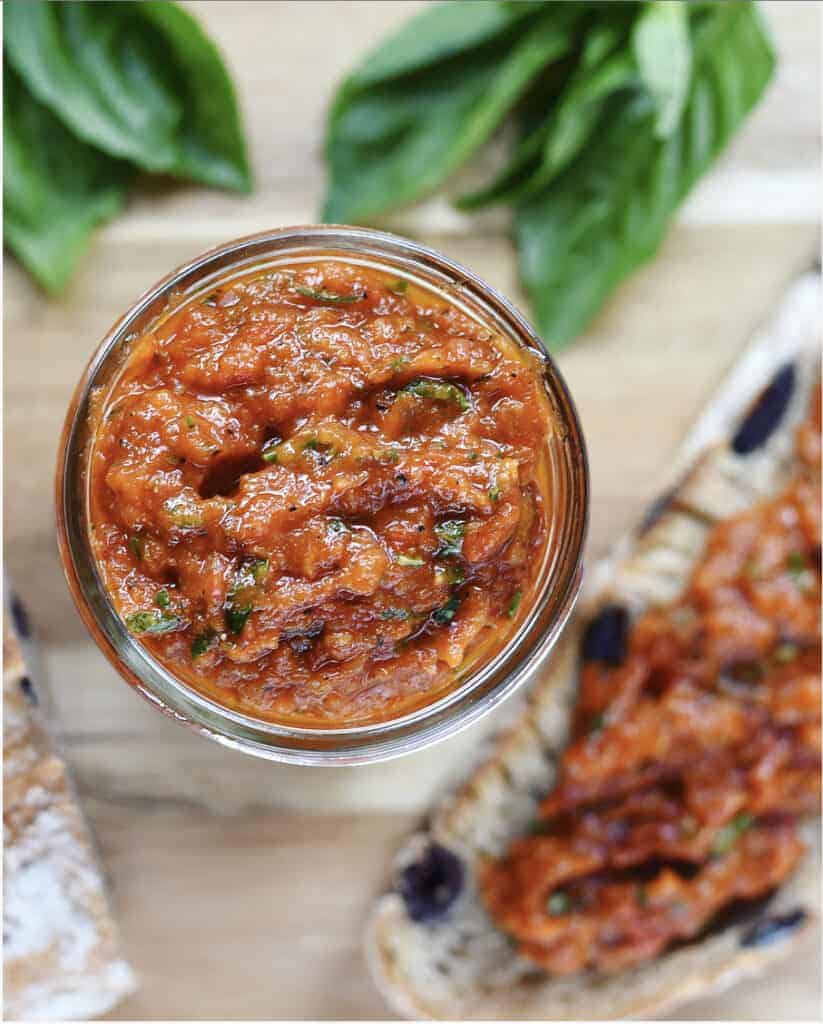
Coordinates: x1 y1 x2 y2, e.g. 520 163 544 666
3 64 131 292
458 19 636 209
349 1 546 89
632 0 692 138
4 0 251 191
515 1 775 350
323 7 581 223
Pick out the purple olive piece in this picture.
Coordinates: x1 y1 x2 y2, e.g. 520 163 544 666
639 487 676 535
19 676 38 706
741 908 807 948
732 363 796 455
398 843 464 924
10 594 31 638
581 604 629 665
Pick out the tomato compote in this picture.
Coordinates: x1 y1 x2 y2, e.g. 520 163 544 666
89 260 555 725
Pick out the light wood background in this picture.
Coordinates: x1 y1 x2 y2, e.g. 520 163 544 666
4 2 820 1019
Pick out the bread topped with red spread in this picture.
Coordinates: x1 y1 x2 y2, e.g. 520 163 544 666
367 271 821 1020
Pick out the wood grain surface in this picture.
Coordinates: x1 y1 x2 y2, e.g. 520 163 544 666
3 2 820 1019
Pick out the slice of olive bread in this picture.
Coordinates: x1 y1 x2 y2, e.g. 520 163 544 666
367 271 821 1020
3 603 136 1020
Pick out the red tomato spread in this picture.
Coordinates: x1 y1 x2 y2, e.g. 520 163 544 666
482 393 821 975
89 261 555 725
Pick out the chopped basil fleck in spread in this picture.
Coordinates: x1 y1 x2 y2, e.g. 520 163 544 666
381 608 410 621
436 562 465 586
296 285 363 304
507 589 522 619
400 378 469 412
432 593 460 626
712 811 754 856
125 609 182 635
327 517 349 537
774 642 799 663
787 551 814 591
434 519 465 558
396 553 425 567
155 589 171 609
191 628 217 658
232 558 268 593
164 494 205 529
262 437 281 463
547 891 571 916
224 559 268 635
787 551 806 573
225 604 252 635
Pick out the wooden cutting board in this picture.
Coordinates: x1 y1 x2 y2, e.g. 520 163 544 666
3 2 819 1018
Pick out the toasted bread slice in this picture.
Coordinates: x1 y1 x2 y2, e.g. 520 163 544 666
367 271 821 1020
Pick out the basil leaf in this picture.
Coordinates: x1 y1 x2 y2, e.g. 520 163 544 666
632 0 692 138
323 6 581 223
458 18 637 209
515 1 775 349
349 1 546 89
4 0 251 192
3 64 130 292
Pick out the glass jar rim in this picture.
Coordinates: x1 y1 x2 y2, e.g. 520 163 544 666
55 225 589 765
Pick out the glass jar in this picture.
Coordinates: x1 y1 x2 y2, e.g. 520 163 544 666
56 226 588 765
